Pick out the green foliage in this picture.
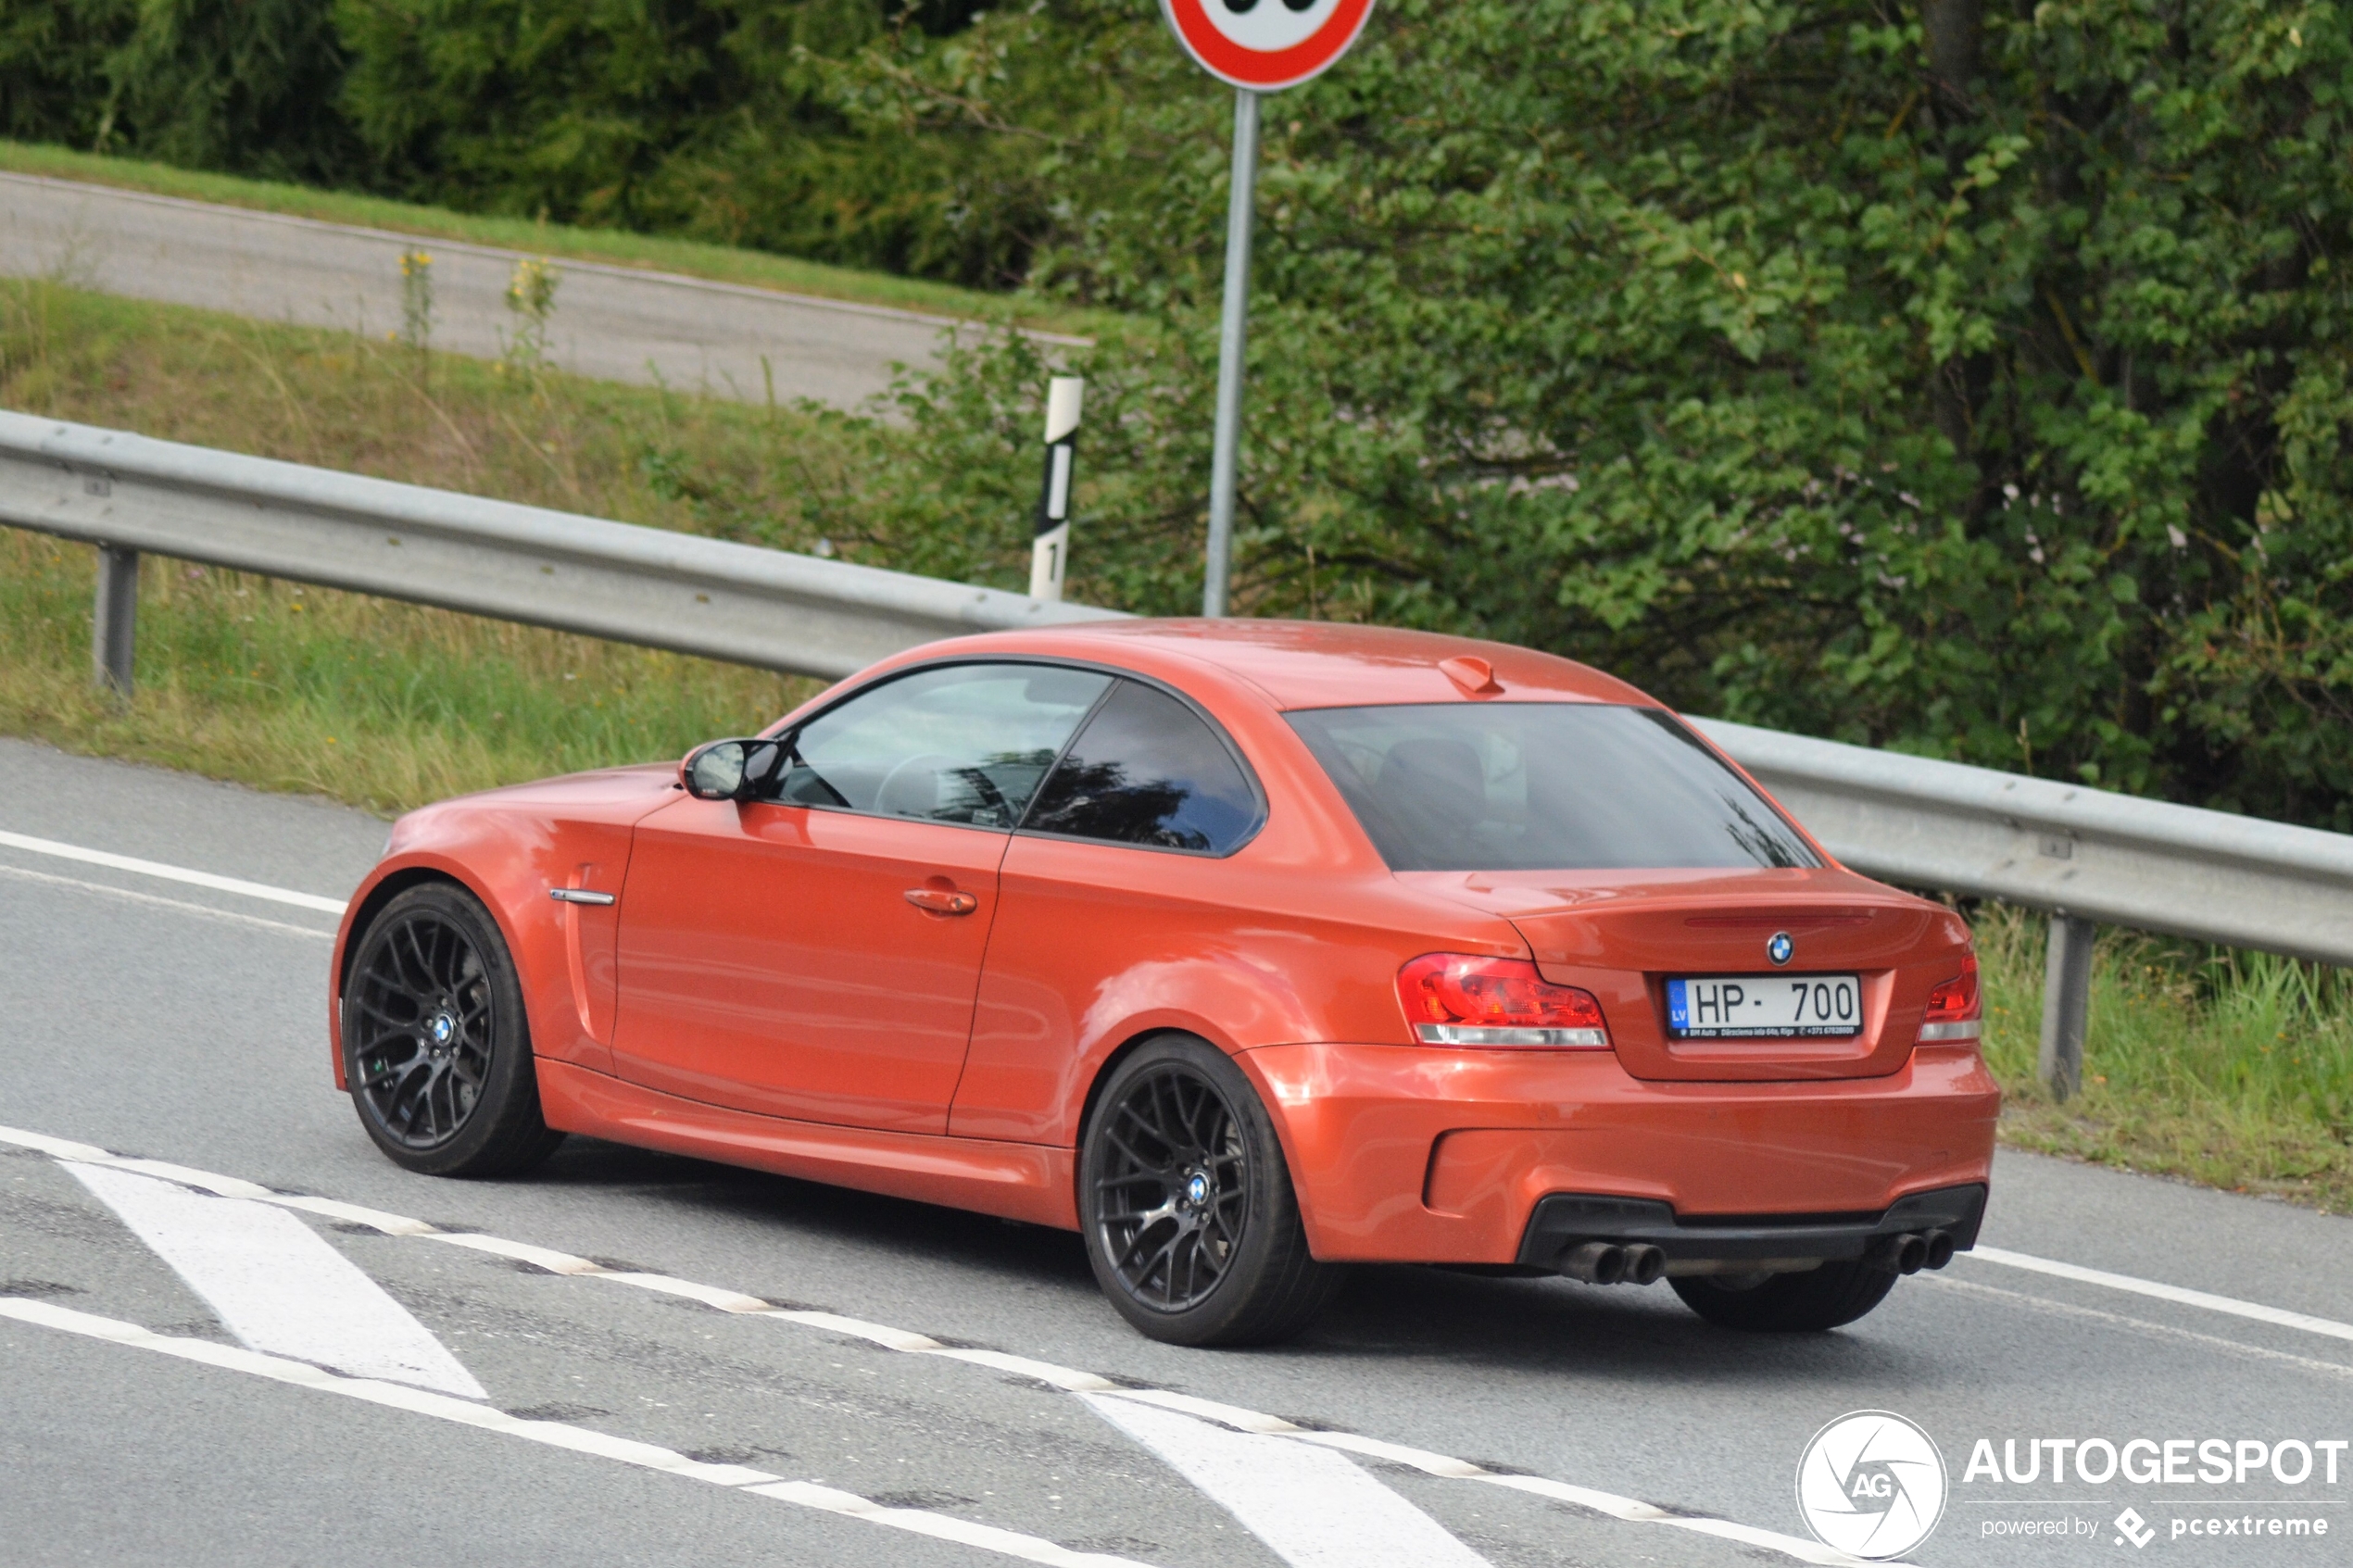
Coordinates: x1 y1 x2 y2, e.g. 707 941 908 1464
837 0 2353 829
0 0 355 182
1977 904 2353 1211
9 0 2353 830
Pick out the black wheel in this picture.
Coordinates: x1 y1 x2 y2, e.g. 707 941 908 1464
1079 1035 1339 1347
343 883 563 1177
1670 1261 1898 1332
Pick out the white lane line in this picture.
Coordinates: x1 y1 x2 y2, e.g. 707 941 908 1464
0 862 335 939
1967 1245 2353 1346
0 1124 1882 1568
0 829 349 914
1083 1392 1491 1568
65 1162 488 1399
1926 1275 2353 1380
0 1298 1147 1568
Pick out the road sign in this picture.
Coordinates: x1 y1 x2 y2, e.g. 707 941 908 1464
1162 0 1375 96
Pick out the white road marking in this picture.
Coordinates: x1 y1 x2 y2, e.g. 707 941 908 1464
66 1162 487 1399
1966 1244 2353 1346
0 1297 1147 1568
0 1123 1887 1568
1083 1392 1491 1568
1927 1274 2353 1379
0 829 349 913
0 862 335 938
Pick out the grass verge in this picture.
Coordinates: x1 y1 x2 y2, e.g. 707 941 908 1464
1979 905 2353 1214
0 137 1099 336
2 275 2347 1214
1 277 831 815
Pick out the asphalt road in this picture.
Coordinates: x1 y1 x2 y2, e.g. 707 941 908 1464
2 734 2349 1568
0 171 1038 409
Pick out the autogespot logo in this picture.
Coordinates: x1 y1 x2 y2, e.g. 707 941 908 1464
1796 1411 1949 1561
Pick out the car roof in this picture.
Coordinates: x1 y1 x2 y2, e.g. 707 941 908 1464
950 619 1659 711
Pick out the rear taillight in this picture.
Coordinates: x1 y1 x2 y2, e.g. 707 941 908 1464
1396 954 1610 1048
1918 953 1982 1043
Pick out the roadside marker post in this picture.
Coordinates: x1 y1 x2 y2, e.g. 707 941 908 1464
1029 377 1084 602
1161 0 1376 616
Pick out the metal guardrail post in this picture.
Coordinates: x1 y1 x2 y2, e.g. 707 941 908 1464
92 545 138 696
2039 913 2095 1100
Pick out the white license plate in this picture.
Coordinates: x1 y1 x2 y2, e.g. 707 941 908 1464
1666 973 1862 1038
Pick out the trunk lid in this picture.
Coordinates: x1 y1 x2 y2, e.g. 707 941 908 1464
1399 867 1969 1081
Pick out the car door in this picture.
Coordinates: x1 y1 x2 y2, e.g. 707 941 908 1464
611 661 1114 1134
952 678 1270 1142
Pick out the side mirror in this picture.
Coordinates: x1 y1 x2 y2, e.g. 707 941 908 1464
681 738 784 802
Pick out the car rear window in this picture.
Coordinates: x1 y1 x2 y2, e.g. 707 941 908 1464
1023 680 1263 855
1286 703 1820 872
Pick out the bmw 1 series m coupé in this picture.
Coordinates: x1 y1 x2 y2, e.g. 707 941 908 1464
330 621 1998 1346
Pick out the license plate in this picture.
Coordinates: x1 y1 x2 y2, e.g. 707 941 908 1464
1666 974 1862 1038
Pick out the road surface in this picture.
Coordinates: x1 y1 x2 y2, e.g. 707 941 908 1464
0 171 1051 409
1 735 2347 1567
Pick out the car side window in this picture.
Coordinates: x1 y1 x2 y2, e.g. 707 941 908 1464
1022 680 1262 855
774 663 1113 829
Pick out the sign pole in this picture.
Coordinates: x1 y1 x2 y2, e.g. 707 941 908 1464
1202 87 1259 619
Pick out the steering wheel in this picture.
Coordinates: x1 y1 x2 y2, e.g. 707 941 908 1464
875 753 1010 822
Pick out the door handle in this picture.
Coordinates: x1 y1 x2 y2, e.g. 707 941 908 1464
904 888 977 915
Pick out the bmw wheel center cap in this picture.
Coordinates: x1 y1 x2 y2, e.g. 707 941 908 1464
1767 932 1794 966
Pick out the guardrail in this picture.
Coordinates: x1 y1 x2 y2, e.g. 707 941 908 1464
0 410 1122 687
6 409 2350 1099
1692 719 2353 1094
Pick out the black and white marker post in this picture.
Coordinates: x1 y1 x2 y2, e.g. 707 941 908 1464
1159 0 1376 616
1029 376 1084 602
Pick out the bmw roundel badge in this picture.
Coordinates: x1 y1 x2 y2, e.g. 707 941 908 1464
1767 932 1794 966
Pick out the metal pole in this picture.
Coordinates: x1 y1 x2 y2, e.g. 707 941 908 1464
1202 87 1260 619
92 545 139 696
2039 912 2095 1100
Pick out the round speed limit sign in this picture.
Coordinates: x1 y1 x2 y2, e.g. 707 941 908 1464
1161 0 1377 93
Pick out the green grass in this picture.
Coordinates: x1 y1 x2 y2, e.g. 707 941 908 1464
1977 904 2353 1213
0 138 1101 337
0 277 835 814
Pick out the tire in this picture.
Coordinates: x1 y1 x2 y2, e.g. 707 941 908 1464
1079 1035 1340 1347
1669 1261 1898 1332
343 882 564 1178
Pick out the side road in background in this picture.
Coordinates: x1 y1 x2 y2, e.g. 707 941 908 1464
328 621 1997 1345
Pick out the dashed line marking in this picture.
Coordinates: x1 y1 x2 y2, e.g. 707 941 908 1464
0 1296 1147 1568
67 1162 487 1398
1083 1391 1491 1568
0 1123 1890 1568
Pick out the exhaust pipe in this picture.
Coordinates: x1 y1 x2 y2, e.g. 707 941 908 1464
1623 1244 1667 1286
1558 1242 1629 1286
1868 1233 1931 1274
1922 1229 1956 1271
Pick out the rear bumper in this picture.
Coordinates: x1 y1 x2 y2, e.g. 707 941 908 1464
1516 1184 1987 1275
1235 1041 1999 1264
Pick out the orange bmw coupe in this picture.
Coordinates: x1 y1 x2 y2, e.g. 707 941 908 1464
330 621 1997 1345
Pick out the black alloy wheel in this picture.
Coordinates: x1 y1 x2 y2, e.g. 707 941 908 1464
343 883 562 1177
1079 1035 1339 1346
1093 1062 1250 1312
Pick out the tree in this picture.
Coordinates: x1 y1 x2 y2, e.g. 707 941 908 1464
838 0 2353 828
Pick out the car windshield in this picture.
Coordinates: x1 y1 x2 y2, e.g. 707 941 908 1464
1286 703 1820 872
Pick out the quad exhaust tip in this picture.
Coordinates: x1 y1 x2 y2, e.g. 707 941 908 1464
1558 1241 1666 1286
1869 1229 1957 1275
